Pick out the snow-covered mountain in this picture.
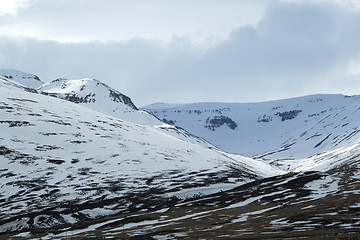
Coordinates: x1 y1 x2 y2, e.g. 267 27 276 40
39 78 138 110
1 70 360 239
38 78 215 148
0 76 281 233
143 94 360 161
0 68 44 89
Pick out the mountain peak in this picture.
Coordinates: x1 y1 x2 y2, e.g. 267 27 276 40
39 78 138 110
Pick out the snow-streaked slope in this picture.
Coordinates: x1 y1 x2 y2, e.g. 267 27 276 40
9 147 360 239
0 76 38 93
275 141 360 172
38 78 215 148
0 68 44 89
0 77 281 233
37 142 360 240
143 94 360 160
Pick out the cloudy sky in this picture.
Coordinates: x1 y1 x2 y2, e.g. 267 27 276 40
1 0 360 106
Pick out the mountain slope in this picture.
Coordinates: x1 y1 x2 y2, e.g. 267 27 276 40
0 77 281 234
143 94 360 161
38 77 215 148
1 73 360 239
5 143 359 239
0 68 44 89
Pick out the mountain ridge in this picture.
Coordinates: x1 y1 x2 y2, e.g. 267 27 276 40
143 94 360 163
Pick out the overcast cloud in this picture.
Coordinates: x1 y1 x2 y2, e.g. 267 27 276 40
1 0 360 107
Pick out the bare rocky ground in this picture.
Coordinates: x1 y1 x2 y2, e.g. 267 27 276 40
3 163 360 239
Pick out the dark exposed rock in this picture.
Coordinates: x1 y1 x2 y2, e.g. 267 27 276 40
0 120 34 127
276 110 302 121
205 116 237 131
162 118 175 125
108 89 138 110
46 159 66 165
257 115 273 122
314 133 332 148
64 93 96 104
0 146 12 155
81 237 107 240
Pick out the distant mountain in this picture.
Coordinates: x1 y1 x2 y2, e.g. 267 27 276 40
0 68 44 89
143 94 360 162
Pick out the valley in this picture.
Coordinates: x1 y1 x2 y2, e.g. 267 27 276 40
0 69 359 239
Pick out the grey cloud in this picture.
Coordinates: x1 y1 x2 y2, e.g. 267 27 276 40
190 1 360 101
0 37 205 106
200 1 360 78
1 1 360 106
0 0 265 42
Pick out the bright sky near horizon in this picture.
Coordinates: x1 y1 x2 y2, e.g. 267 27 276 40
1 0 360 106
